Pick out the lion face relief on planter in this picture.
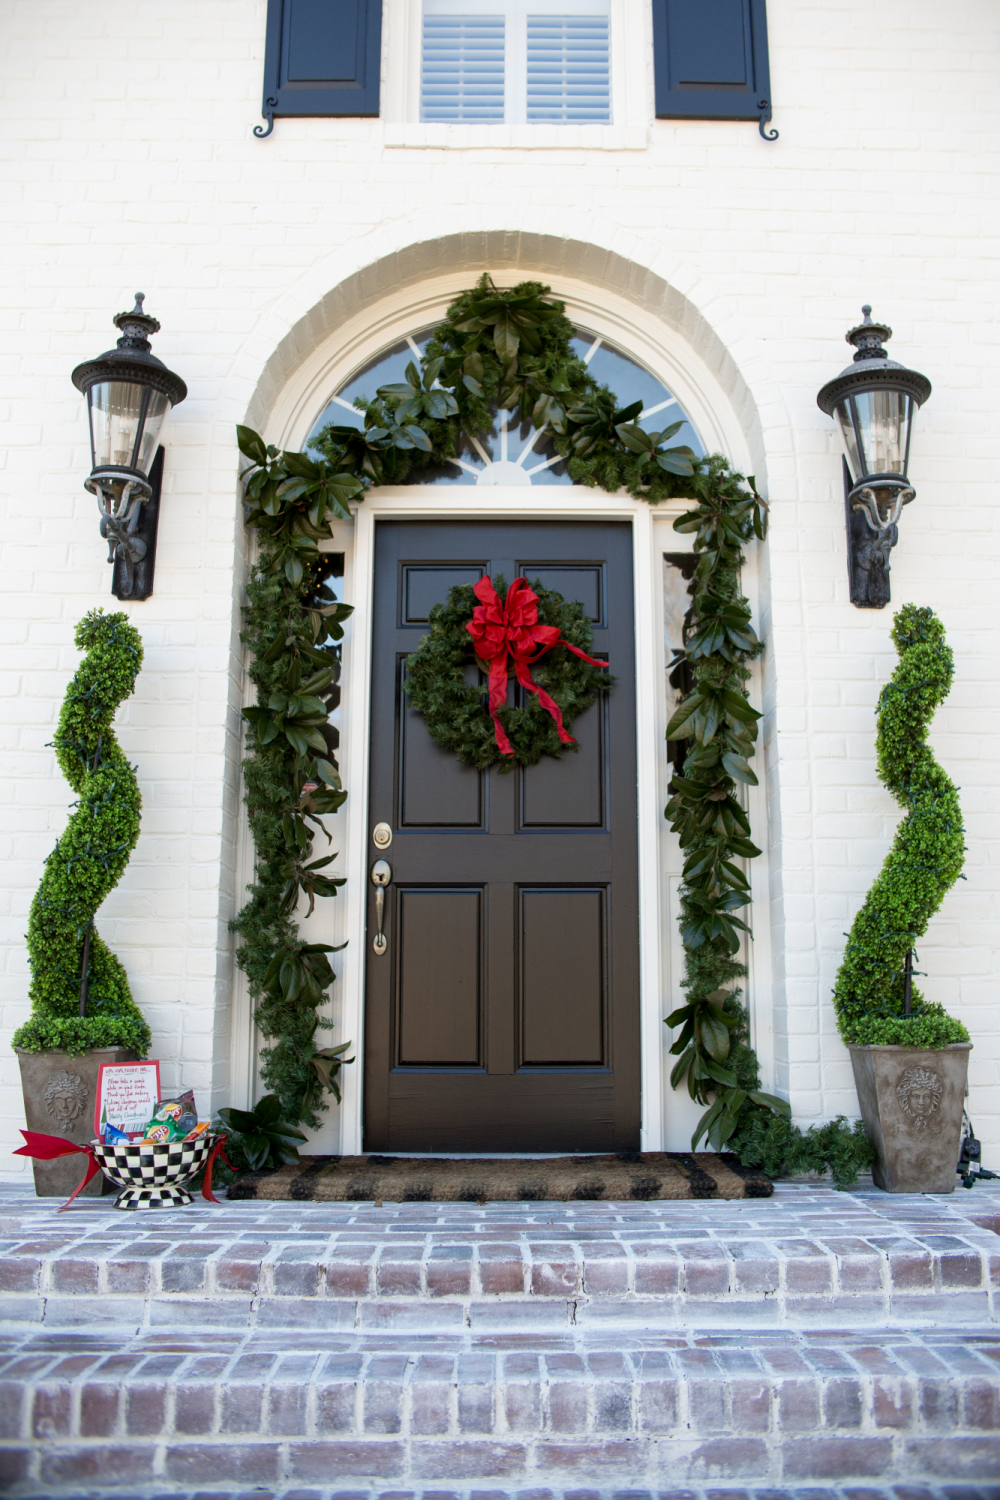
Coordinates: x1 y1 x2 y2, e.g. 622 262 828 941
832 605 971 1194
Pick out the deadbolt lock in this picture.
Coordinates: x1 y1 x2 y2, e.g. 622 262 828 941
372 822 392 849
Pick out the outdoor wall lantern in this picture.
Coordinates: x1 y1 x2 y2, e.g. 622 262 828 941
71 294 187 601
817 307 931 610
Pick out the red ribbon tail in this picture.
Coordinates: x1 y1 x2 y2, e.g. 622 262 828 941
486 650 514 755
14 1129 88 1161
202 1134 234 1203
561 641 608 669
58 1151 102 1212
14 1129 100 1212
513 657 576 746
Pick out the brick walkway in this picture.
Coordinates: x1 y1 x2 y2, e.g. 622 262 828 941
1 1181 998 1495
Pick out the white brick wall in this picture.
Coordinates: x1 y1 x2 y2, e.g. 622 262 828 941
1 0 998 1170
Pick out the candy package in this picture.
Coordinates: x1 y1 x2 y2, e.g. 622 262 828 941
183 1120 210 1142
103 1122 130 1144
142 1091 198 1143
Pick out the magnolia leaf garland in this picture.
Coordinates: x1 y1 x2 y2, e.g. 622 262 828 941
235 274 864 1174
405 577 612 771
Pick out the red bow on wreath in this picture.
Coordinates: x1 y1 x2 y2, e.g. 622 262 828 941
13 1130 234 1211
466 576 607 756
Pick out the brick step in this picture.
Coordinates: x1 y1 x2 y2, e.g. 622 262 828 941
6 1488 1000 1500
1 1324 999 1491
2 1191 998 1334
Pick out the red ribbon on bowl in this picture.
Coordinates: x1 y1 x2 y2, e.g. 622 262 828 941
13 1130 234 1211
465 576 607 756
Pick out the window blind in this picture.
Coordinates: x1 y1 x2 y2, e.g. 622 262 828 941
526 15 610 122
421 15 506 121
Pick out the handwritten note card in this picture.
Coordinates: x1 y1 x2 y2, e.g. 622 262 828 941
94 1061 161 1139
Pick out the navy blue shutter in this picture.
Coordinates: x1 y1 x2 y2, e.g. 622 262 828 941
260 0 382 124
652 0 771 123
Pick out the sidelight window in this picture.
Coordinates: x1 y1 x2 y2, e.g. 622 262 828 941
420 0 611 124
306 324 704 487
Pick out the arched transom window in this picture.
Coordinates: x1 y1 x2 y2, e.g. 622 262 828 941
306 326 704 486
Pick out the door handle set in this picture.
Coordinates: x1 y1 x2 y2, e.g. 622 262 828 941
370 858 392 955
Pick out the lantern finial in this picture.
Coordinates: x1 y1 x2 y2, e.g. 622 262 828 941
846 306 893 362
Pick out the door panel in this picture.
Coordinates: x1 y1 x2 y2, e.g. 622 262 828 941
520 887 606 1066
365 519 639 1152
396 888 482 1066
399 682 484 827
520 697 604 828
403 564 485 623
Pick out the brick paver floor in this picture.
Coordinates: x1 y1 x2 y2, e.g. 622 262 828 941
1 1181 997 1494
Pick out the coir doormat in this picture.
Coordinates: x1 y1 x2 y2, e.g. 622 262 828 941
227 1152 772 1203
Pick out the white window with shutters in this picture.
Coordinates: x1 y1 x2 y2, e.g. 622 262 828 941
382 0 650 148
420 0 611 125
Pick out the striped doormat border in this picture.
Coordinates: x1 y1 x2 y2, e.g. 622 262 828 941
227 1152 772 1203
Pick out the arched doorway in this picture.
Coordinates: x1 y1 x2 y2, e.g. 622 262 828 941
233 263 772 1155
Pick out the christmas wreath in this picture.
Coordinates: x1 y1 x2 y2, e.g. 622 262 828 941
405 574 611 770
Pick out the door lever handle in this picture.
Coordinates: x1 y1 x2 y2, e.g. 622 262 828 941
370 859 392 956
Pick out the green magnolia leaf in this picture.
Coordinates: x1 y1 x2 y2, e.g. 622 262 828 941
665 694 705 740
494 315 520 364
281 451 321 480
219 1106 260 1134
721 752 759 785
655 450 695 476
615 422 654 454
237 425 269 466
698 1008 732 1061
749 1090 792 1117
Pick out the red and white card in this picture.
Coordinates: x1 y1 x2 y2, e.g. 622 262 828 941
94 1060 160 1139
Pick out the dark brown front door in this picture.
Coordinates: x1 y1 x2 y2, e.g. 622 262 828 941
364 519 639 1152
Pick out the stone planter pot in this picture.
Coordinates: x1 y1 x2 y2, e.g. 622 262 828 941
848 1042 972 1194
15 1047 136 1197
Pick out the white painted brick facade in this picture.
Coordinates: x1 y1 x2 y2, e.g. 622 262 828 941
1 0 998 1171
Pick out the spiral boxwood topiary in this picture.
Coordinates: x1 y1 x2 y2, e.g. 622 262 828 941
832 603 968 1048
13 610 151 1058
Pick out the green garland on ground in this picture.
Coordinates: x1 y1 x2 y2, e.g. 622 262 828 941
14 610 151 1058
404 577 611 770
832 604 968 1048
234 275 871 1183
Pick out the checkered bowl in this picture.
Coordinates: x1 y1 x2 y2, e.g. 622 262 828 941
90 1134 215 1210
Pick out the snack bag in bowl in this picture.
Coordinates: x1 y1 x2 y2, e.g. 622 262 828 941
142 1090 198 1143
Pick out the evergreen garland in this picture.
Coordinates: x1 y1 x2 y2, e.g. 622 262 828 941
832 604 968 1048
232 426 359 1126
234 274 871 1182
404 577 611 770
14 610 151 1058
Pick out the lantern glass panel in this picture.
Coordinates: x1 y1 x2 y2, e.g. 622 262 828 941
834 402 864 485
850 388 912 482
89 381 170 476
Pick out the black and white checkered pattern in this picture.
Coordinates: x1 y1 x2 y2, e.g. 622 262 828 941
91 1134 214 1211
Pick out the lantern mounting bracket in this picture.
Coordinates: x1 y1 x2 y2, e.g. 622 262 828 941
88 448 163 601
